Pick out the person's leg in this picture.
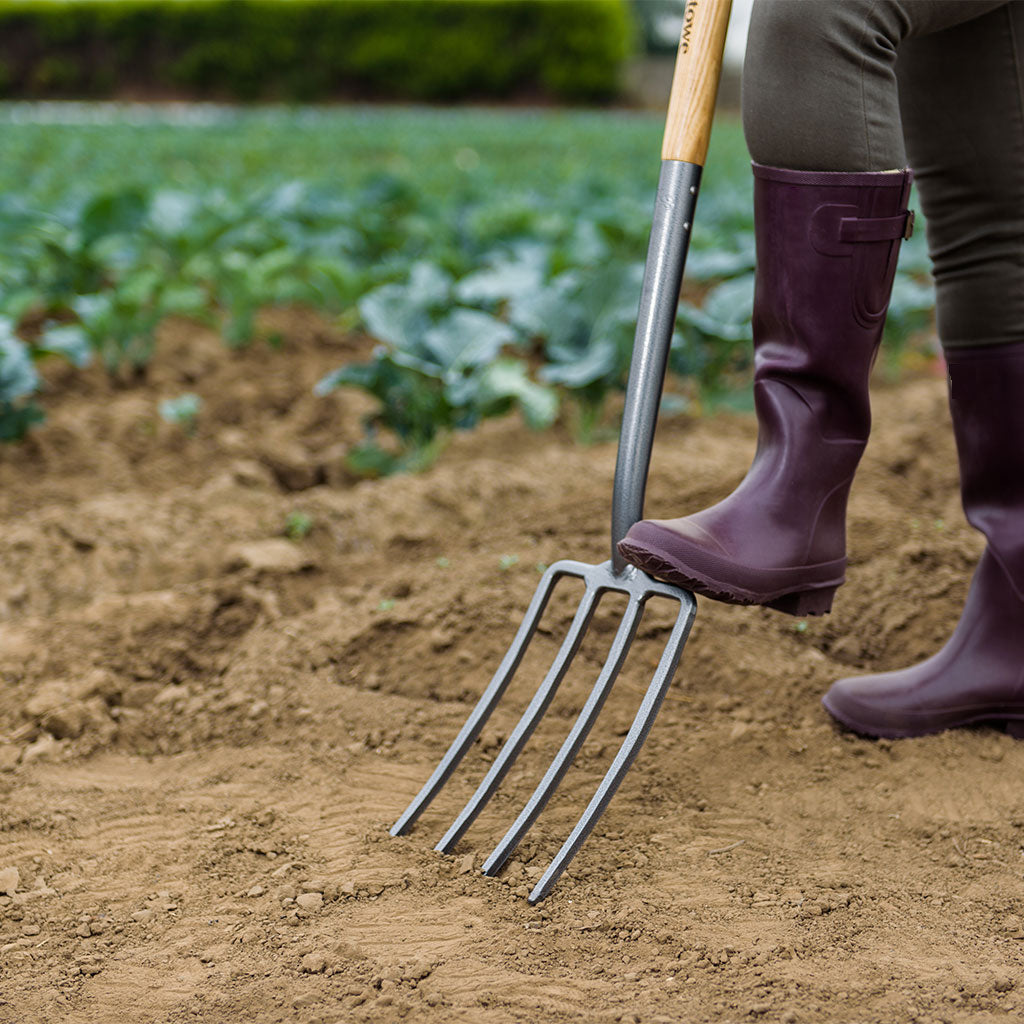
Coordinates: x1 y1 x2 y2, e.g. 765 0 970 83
742 0 1009 173
823 3 1024 738
618 0 1011 616
897 2 1024 349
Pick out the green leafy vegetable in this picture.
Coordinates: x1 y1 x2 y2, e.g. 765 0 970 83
0 107 937 449
0 320 44 441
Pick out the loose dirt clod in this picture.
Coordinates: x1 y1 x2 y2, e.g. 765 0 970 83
0 866 19 896
20 733 62 764
300 952 328 974
223 539 316 574
295 892 323 912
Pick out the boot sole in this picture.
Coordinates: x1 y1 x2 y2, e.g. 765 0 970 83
821 693 1024 740
617 538 842 617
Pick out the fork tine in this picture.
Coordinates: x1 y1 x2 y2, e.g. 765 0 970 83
481 595 645 877
390 564 561 837
527 593 696 904
434 579 602 854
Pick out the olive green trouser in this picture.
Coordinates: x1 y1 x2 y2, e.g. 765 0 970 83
743 0 1024 349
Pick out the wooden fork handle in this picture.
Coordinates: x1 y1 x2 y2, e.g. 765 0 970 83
661 0 733 165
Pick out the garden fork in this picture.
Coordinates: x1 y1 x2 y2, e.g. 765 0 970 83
391 0 733 903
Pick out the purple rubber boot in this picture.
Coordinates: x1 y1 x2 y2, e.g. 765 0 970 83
618 163 915 616
822 340 1024 739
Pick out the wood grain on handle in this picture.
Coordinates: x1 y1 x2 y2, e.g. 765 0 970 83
661 0 733 165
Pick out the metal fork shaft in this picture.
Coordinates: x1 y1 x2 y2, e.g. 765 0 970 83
612 160 701 574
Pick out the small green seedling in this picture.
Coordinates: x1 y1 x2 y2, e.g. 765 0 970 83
499 554 519 571
159 393 201 435
284 511 313 541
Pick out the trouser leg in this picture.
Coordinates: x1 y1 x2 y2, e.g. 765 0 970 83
742 0 1010 172
896 3 1024 349
812 4 1024 738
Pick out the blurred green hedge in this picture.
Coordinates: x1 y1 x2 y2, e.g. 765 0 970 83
0 0 632 103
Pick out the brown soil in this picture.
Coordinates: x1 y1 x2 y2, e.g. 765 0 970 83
1 313 1022 1024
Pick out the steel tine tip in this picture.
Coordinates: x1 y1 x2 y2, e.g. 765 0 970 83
528 591 696 904
390 564 561 837
435 580 602 854
482 595 645 877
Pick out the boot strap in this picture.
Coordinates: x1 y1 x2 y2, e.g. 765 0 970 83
839 209 915 242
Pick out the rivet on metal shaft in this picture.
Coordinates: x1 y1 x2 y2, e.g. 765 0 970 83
390 162 703 903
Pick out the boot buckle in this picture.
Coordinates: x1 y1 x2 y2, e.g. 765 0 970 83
836 209 916 244
813 205 916 253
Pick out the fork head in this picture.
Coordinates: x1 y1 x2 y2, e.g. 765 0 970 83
390 557 696 903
